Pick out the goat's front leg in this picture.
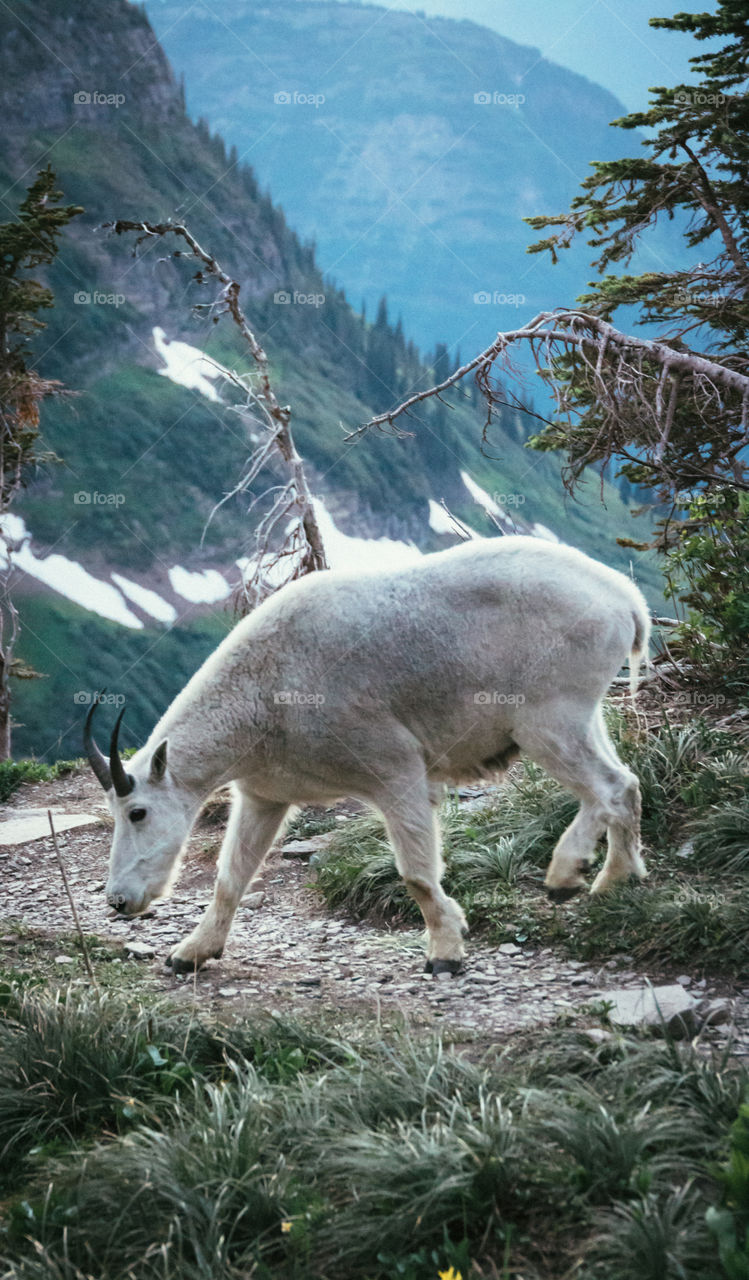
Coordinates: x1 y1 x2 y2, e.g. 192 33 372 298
380 779 468 977
167 787 288 974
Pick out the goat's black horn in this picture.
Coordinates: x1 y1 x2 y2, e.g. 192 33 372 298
83 692 112 792
109 706 135 798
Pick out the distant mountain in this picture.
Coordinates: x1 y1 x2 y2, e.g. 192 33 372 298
145 0 644 353
0 0 662 760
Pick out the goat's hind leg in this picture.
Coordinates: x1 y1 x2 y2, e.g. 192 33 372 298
515 705 644 900
378 776 468 976
589 708 646 893
167 786 288 974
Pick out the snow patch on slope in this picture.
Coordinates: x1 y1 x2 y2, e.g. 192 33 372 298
168 565 231 603
153 326 233 402
0 516 144 629
311 498 421 572
460 470 502 517
533 522 560 542
111 573 178 623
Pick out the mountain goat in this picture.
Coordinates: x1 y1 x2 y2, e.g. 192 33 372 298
85 537 649 976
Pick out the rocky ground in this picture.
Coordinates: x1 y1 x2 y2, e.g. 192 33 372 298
0 767 746 1050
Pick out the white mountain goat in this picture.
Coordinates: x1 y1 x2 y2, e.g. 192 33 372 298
85 537 650 976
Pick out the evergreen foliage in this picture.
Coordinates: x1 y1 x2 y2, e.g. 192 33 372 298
525 2 749 693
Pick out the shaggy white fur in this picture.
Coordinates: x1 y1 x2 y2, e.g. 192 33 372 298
94 537 650 975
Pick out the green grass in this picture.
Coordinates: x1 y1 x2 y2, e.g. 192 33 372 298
0 759 77 804
315 711 749 973
0 985 743 1280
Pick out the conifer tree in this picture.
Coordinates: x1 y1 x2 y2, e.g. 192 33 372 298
523 1 749 688
0 166 81 756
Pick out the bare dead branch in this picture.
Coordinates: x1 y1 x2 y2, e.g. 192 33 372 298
48 810 99 989
108 219 328 608
349 308 749 499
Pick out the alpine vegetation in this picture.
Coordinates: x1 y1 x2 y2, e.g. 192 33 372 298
85 537 649 976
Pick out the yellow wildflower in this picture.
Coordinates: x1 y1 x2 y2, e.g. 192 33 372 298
438 1269 462 1280
281 1221 292 1234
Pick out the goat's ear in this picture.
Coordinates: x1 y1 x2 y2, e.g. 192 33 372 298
149 739 168 783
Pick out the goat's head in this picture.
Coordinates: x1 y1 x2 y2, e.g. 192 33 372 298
84 697 196 916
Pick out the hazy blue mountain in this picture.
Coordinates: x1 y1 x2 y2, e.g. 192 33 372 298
0 0 662 760
146 0 651 354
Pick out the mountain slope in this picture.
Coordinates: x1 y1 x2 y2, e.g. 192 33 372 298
146 0 654 352
0 0 663 760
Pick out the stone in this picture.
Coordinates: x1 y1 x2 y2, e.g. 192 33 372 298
55 954 75 964
124 941 156 960
605 984 698 1038
698 998 732 1027
0 811 101 847
498 943 521 955
218 987 240 998
584 1028 615 1045
244 891 265 909
281 834 335 860
296 976 322 987
676 975 692 987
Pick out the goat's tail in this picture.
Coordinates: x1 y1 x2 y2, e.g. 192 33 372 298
629 603 651 704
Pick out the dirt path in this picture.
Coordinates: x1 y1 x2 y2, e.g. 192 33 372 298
1 768 746 1048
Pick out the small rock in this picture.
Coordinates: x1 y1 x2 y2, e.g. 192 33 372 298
244 891 265 909
606 984 698 1038
698 998 732 1027
296 976 322 987
498 943 521 956
584 1028 615 1045
124 941 156 960
55 954 75 965
218 987 240 998
676 975 692 987
433 970 454 983
281 834 335 860
676 840 695 858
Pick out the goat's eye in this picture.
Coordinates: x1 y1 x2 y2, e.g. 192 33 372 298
129 808 147 824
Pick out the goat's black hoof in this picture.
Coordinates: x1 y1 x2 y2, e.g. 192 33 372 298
425 957 463 978
165 952 203 975
546 885 583 904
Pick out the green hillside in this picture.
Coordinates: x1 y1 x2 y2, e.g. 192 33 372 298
0 0 664 760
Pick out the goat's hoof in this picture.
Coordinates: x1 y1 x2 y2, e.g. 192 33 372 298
425 957 463 977
546 885 583 904
165 952 205 975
